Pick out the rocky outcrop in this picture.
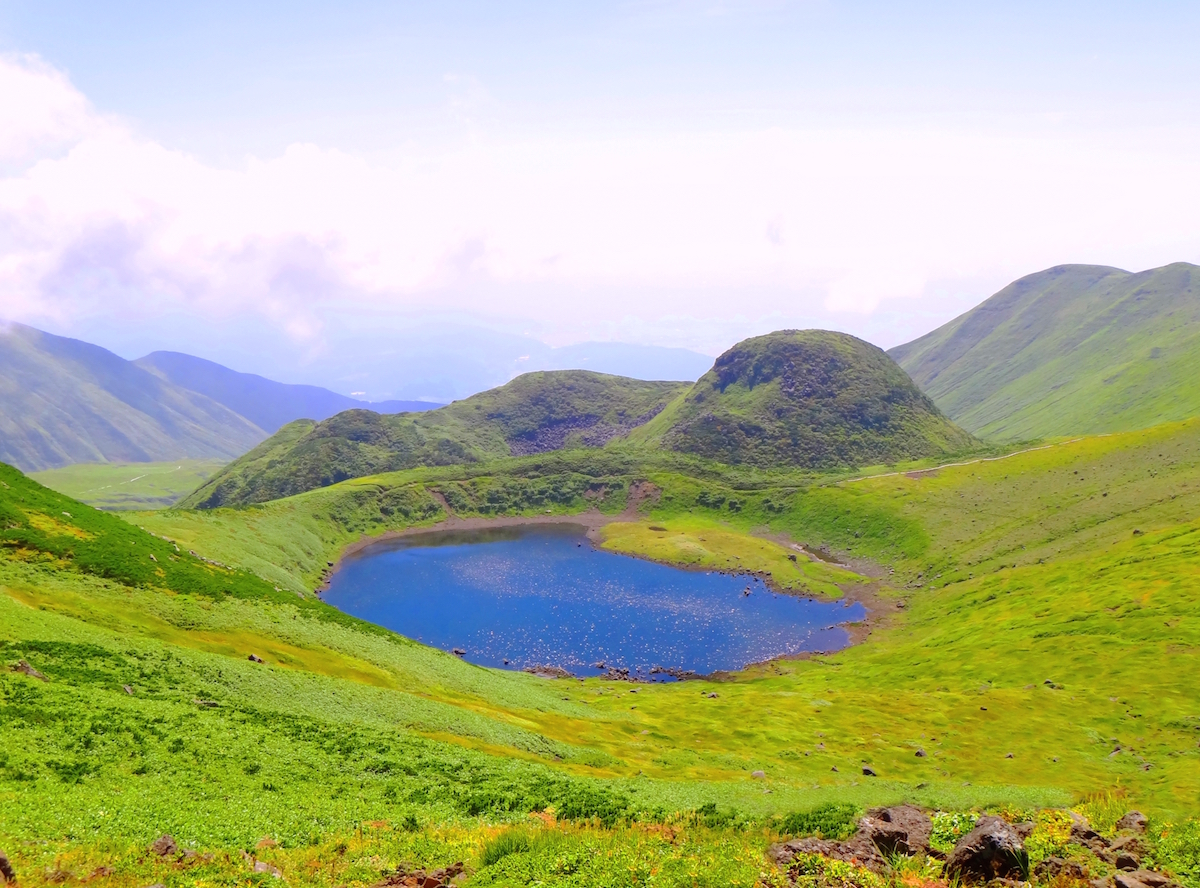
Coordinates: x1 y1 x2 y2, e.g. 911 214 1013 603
770 806 934 874
11 660 46 681
374 862 466 888
1115 812 1149 834
771 807 1180 888
944 815 1029 883
150 835 178 857
1035 857 1089 881
1110 870 1182 888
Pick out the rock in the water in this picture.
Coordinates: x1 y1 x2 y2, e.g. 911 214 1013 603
1116 812 1149 834
150 835 178 857
945 815 1028 883
0 849 16 883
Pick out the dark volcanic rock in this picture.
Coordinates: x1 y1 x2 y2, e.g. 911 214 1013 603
1116 812 1149 834
1112 870 1181 888
12 659 47 681
1036 857 1089 881
866 805 932 853
945 816 1028 883
771 835 887 873
771 807 933 874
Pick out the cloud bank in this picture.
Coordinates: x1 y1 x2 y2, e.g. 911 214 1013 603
1 53 1199 356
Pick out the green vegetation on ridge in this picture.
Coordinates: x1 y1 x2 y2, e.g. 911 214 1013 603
641 330 976 467
181 371 691 508
890 261 1200 440
184 331 980 509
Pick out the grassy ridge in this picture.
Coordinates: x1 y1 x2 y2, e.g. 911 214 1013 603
0 322 265 472
890 262 1200 439
181 372 689 508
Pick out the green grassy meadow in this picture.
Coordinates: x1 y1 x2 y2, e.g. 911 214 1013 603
29 459 227 510
6 419 1200 885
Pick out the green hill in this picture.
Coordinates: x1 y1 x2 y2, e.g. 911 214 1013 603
637 330 976 469
0 323 266 471
889 261 1200 440
180 371 689 507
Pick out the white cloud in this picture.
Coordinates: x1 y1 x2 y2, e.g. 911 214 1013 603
1 53 1198 351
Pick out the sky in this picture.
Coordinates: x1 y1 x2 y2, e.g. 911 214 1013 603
1 1 1199 397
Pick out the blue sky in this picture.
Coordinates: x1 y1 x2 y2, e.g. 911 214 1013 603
1 1 1198 397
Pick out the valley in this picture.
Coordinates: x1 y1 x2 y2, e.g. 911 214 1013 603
4 309 1200 888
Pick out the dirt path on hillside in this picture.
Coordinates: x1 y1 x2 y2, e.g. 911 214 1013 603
838 438 1087 484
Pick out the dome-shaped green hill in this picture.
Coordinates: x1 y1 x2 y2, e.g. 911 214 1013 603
642 330 977 469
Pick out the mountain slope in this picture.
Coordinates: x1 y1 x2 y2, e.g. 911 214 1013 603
135 351 438 432
889 262 1200 440
180 371 690 507
634 330 976 469
0 323 266 471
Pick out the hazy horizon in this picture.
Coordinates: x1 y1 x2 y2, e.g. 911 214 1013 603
2 1 1198 396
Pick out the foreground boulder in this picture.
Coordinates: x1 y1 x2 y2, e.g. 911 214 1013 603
944 816 1028 883
770 806 934 874
0 849 15 883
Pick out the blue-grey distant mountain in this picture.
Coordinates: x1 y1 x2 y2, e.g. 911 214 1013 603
135 351 440 433
0 323 266 472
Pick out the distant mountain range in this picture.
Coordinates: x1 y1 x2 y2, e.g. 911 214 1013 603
890 261 1200 440
0 323 440 472
6 260 1197 473
134 351 434 434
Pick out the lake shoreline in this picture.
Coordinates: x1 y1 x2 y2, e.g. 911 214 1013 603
320 499 887 679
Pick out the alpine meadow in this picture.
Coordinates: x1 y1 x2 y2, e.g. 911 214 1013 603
3 7 1200 888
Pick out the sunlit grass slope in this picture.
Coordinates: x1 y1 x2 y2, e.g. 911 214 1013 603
7 417 1200 884
131 418 1200 815
29 458 226 510
890 262 1200 439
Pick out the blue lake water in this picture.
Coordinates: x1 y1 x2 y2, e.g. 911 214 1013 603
323 524 865 678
